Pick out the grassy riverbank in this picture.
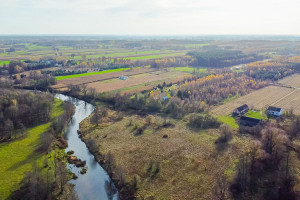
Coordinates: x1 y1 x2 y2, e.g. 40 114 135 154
0 99 64 199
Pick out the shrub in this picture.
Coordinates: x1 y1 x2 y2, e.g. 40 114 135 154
188 113 220 129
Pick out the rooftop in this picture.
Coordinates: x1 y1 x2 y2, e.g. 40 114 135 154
267 106 282 112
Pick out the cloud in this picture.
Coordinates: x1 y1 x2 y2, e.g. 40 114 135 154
0 0 300 35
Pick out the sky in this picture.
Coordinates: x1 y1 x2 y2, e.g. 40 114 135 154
0 0 300 35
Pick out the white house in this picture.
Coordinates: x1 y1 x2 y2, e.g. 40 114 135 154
267 106 283 117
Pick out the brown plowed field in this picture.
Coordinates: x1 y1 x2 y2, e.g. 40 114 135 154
278 74 300 88
273 89 300 114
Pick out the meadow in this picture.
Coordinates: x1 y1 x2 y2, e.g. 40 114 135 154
0 99 64 199
0 60 10 65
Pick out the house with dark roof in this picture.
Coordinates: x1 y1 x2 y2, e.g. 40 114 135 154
239 116 262 127
232 104 249 117
266 106 283 117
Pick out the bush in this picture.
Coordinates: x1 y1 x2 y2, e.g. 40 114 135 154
188 113 220 129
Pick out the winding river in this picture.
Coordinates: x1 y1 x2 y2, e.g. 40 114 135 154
55 94 119 200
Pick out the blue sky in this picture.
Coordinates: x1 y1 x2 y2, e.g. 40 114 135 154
0 0 300 35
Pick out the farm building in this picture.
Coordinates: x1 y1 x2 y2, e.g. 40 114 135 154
266 106 283 117
119 76 128 80
232 104 249 117
239 116 262 127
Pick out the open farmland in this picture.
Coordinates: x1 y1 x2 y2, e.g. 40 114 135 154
86 71 188 93
52 67 156 89
211 86 294 115
272 89 300 113
278 74 300 88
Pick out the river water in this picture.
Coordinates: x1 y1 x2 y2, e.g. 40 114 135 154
55 94 119 200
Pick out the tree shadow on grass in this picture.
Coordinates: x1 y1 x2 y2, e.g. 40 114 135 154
6 151 41 171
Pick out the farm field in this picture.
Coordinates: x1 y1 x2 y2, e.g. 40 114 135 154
273 89 300 114
173 66 207 73
124 53 185 60
56 68 130 80
278 74 300 88
52 67 156 89
0 46 185 62
86 71 188 93
211 86 294 115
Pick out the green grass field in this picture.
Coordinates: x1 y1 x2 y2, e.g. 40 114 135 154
0 61 10 65
217 115 239 129
56 68 130 80
0 99 64 199
173 67 207 73
245 110 268 120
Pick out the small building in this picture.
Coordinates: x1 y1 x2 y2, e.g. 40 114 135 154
232 104 249 117
266 106 283 117
119 76 128 80
162 96 169 100
240 116 262 127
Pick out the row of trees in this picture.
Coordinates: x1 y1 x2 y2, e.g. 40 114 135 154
188 50 265 68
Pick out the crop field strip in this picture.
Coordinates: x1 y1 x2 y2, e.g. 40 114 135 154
56 68 130 80
86 71 186 93
52 68 156 89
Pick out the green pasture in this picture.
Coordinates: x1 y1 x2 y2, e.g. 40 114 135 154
56 68 130 80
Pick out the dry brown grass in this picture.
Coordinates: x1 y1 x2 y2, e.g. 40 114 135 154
79 113 250 200
211 86 294 115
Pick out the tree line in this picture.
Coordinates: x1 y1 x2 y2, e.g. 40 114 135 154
0 89 54 141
